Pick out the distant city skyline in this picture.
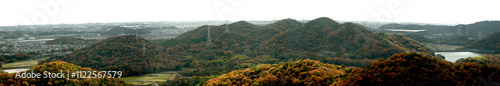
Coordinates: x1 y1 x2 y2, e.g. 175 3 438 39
0 0 499 26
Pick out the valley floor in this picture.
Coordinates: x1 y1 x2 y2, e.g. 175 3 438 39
422 43 464 51
120 71 182 85
1 58 46 69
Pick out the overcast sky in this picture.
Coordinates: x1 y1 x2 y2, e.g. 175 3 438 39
0 0 499 26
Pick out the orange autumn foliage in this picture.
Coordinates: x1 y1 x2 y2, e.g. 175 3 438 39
204 59 361 86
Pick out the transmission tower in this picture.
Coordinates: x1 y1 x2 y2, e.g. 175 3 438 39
206 26 212 46
466 25 469 37
136 30 139 43
225 20 229 33
479 29 482 39
142 39 146 56
59 41 62 54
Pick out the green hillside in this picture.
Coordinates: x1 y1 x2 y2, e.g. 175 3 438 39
266 17 434 59
43 35 178 76
462 31 500 53
156 17 435 76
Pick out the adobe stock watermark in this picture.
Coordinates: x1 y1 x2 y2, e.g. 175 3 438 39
370 0 410 24
478 74 500 86
212 0 243 20
21 0 71 25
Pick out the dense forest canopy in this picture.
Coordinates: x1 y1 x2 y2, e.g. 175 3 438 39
340 53 457 85
163 53 500 86
156 17 434 76
340 53 500 86
266 18 434 60
203 59 361 86
43 35 180 76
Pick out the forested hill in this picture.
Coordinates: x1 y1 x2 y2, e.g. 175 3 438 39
263 18 303 31
462 31 500 53
161 21 259 47
248 18 302 42
204 59 361 86
158 17 434 76
227 21 260 34
165 53 500 86
265 17 434 59
42 35 180 76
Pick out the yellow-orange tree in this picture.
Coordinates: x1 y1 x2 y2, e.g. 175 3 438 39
339 53 500 86
339 53 456 86
204 59 361 86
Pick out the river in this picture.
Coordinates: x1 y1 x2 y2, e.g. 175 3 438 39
435 52 484 62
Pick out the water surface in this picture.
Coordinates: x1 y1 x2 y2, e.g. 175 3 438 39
1 68 30 74
435 52 484 62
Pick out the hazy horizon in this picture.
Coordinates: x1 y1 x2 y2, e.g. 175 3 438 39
1 0 499 26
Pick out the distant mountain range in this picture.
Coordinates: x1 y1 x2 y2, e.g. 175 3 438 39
378 23 451 30
445 21 500 39
103 26 149 35
375 21 500 39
